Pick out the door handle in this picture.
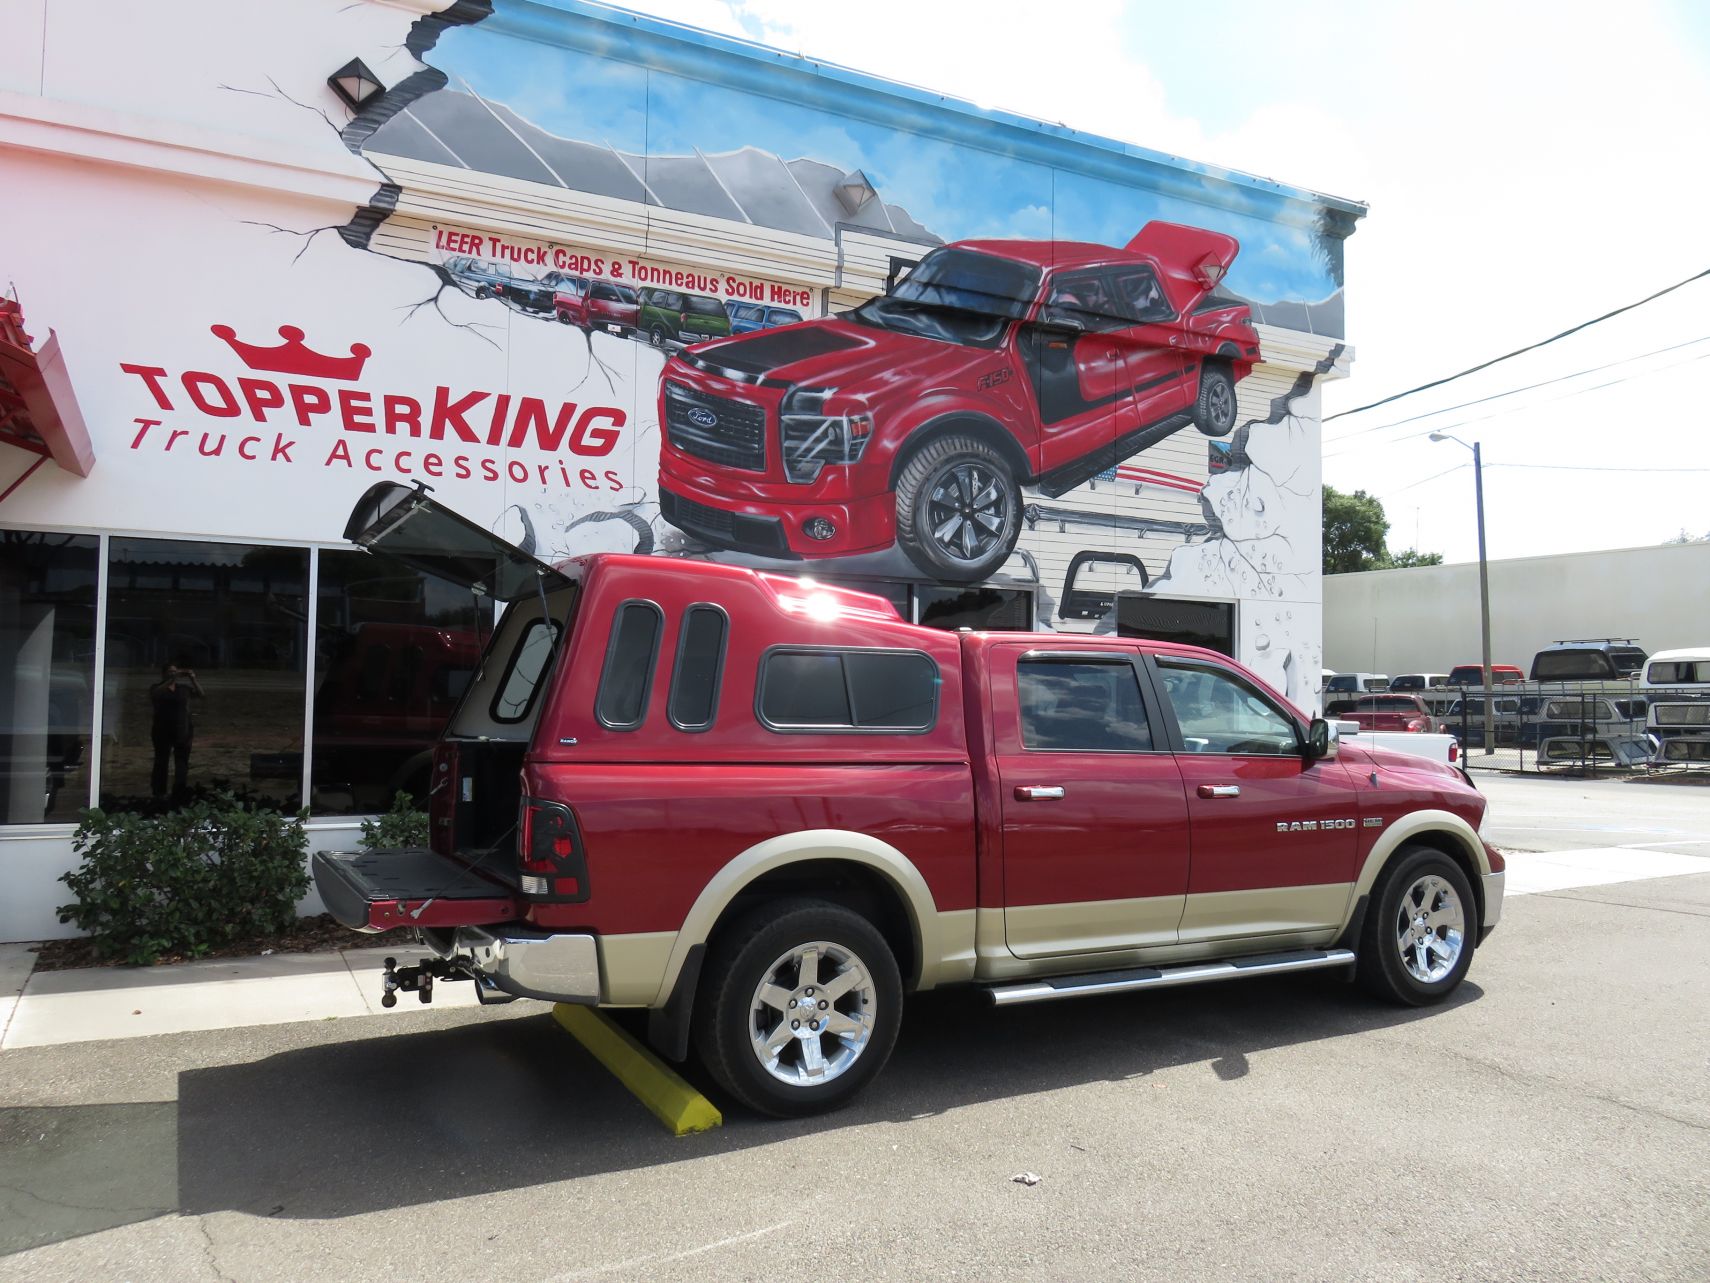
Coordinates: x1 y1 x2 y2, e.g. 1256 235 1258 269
1015 785 1065 801
1198 784 1241 799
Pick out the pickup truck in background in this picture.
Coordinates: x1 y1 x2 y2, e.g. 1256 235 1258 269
1333 720 1461 769
1344 694 1440 734
314 482 1505 1117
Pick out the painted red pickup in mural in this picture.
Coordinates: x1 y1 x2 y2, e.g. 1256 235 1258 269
314 483 1503 1117
657 221 1260 581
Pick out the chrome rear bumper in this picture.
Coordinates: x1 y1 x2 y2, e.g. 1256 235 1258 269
427 927 601 1004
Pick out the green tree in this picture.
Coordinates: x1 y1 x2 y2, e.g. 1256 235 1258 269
1322 484 1444 574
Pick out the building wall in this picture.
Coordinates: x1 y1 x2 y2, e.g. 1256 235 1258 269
0 0 1360 940
1324 542 1710 679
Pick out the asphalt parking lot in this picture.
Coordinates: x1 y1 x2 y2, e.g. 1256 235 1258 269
2 777 1708 1282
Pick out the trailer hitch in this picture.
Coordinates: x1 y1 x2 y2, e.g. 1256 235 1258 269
379 955 518 1008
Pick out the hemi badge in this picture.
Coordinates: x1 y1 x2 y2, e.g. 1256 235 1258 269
1364 817 1384 828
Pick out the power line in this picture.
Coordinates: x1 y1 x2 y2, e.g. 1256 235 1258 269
1322 347 1710 460
1324 265 1710 421
1323 333 1710 446
1360 457 1710 502
1370 462 1468 500
1488 462 1710 473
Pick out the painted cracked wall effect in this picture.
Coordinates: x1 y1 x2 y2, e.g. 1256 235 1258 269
1150 349 1346 709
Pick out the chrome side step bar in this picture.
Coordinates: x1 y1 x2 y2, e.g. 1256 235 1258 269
985 947 1357 1007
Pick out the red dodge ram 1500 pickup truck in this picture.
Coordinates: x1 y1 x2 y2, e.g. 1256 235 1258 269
315 482 1505 1116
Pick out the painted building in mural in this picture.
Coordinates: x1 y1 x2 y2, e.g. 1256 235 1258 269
0 0 1364 939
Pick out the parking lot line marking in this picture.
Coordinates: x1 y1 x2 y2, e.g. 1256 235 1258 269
552 1004 722 1137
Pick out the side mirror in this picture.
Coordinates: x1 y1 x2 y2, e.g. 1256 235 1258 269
1306 717 1339 762
1038 309 1087 336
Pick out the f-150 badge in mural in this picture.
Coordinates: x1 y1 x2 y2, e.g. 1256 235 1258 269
658 223 1258 581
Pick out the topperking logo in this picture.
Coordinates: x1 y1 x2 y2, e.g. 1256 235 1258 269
118 324 628 492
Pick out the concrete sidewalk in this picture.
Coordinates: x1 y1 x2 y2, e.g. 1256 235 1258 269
3 842 1707 1052
0 942 486 1051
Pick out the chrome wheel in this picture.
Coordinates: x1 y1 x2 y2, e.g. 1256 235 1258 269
1394 873 1465 983
926 462 1012 566
748 940 875 1087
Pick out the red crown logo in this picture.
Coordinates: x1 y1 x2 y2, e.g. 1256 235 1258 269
211 324 372 381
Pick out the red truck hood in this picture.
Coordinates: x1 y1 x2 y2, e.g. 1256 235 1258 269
684 318 976 391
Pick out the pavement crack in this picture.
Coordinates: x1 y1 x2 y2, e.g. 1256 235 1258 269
1384 1034 1710 1134
0 1180 171 1218
193 1216 239 1283
1528 891 1710 919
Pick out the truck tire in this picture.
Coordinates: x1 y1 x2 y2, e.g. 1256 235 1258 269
1193 363 1238 437
1356 845 1477 1006
894 433 1021 583
694 898 902 1117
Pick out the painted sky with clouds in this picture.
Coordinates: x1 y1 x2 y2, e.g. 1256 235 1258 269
431 15 1343 306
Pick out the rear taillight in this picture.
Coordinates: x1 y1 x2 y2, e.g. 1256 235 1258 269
1449 742 1460 763
516 798 590 901
1405 718 1428 733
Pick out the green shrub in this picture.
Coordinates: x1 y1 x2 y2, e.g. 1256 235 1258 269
359 790 429 850
58 796 310 966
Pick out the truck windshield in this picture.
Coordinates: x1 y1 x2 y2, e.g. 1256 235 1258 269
852 248 1040 348
685 295 726 316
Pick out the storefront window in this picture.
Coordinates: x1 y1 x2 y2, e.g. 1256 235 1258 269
310 549 485 815
100 539 308 811
0 531 98 823
915 585 1033 630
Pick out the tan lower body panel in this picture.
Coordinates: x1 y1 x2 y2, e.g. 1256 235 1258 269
1178 882 1353 942
1003 893 1187 960
923 908 978 989
972 886 1351 983
597 931 677 1006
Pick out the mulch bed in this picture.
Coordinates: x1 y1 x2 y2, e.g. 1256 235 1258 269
29 915 411 972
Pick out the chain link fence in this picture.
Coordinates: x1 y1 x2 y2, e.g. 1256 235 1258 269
1431 685 1710 774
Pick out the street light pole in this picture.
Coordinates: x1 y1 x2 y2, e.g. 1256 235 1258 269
1472 441 1494 754
1430 432 1496 753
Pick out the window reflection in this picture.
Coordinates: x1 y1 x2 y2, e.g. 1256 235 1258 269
311 549 483 815
0 532 98 823
100 539 307 811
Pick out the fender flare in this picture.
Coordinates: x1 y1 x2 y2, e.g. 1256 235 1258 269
1346 809 1491 925
651 829 942 1005
884 407 1033 490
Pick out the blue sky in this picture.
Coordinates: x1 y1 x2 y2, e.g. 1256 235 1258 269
429 13 1343 305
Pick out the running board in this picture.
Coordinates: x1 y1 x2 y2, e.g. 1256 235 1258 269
985 948 1356 1007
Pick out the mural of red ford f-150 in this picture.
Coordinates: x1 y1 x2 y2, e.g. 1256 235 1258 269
657 221 1260 581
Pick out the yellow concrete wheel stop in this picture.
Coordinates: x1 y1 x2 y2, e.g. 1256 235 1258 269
552 1004 722 1136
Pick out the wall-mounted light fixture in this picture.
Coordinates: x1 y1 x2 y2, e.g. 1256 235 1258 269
327 58 384 112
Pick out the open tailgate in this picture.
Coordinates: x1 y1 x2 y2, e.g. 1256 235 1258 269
313 847 520 933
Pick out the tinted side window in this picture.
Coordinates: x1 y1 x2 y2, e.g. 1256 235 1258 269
668 605 727 731
760 652 850 726
493 619 561 723
1158 662 1299 756
846 651 937 729
1018 659 1152 751
595 601 662 730
759 649 937 732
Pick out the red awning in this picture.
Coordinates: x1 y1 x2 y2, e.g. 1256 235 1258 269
1 297 96 485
